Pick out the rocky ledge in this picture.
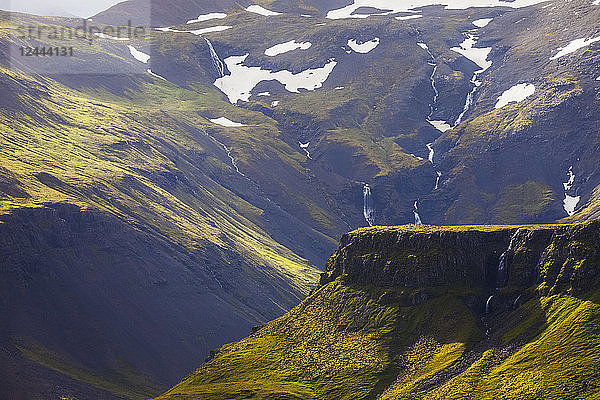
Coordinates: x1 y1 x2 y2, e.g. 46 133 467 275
321 222 600 311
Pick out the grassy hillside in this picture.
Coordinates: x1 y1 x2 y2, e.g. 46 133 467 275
0 12 329 398
155 222 600 399
2 0 600 397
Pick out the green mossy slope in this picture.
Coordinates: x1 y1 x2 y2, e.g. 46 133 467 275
155 222 600 399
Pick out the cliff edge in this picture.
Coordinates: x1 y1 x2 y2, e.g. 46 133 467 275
155 222 600 399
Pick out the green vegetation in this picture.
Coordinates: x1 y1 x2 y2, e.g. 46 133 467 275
155 222 600 399
0 61 320 293
495 181 555 223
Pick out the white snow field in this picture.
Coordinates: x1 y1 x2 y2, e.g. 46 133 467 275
265 40 312 56
495 83 536 109
128 45 150 63
327 0 548 19
550 36 600 60
210 117 246 127
347 38 380 53
187 13 227 24
215 55 337 103
246 5 282 16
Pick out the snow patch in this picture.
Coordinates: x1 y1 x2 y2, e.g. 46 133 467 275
347 37 380 53
395 14 422 20
564 166 575 191
265 40 312 56
451 35 492 71
94 32 129 40
472 18 493 27
210 117 246 127
299 142 312 159
564 195 581 216
146 69 167 81
428 120 452 132
327 0 547 19
191 26 232 35
417 42 429 50
214 54 337 103
550 36 600 60
187 13 227 24
156 26 232 35
495 83 535 109
246 5 282 16
563 166 581 216
128 45 150 63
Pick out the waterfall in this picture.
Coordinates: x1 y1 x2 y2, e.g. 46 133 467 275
418 41 439 122
363 184 375 226
205 38 225 78
513 295 522 309
452 31 492 126
455 72 481 126
203 130 245 177
427 64 439 120
421 45 444 194
485 295 494 314
413 200 422 225
426 143 435 164
427 143 443 191
434 171 442 190
496 230 519 289
486 230 520 314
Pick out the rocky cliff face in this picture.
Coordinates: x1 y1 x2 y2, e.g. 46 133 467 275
156 222 600 399
322 223 600 314
323 222 600 296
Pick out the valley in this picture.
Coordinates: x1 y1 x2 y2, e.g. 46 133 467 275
0 0 599 398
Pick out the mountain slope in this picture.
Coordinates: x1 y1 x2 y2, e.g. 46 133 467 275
424 0 600 225
155 221 600 399
2 0 600 397
0 12 327 398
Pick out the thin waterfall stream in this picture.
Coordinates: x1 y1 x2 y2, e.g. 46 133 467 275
363 184 375 226
486 229 520 314
205 37 225 78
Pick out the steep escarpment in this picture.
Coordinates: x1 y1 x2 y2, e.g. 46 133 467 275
156 222 600 399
